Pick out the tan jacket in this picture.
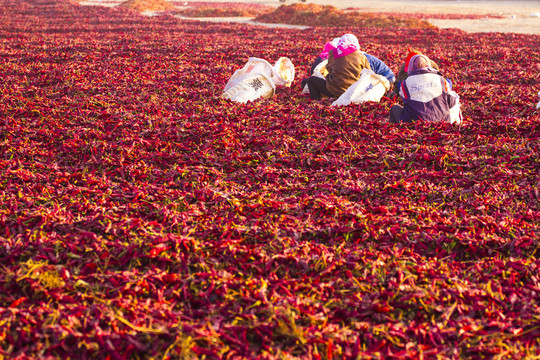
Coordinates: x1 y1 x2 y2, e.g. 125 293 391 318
326 50 371 97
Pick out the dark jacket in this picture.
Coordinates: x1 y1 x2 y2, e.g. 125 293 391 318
326 50 371 97
310 56 325 75
399 68 457 123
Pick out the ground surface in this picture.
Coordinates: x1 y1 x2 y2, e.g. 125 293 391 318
1 0 540 359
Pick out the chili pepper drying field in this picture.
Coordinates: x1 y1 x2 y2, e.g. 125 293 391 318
1 0 540 358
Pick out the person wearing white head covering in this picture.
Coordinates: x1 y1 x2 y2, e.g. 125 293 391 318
306 34 371 100
333 34 395 83
333 34 360 58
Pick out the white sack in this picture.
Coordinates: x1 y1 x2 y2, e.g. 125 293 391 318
331 69 390 107
221 73 275 104
223 57 275 93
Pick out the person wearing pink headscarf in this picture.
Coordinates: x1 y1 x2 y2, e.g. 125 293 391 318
312 37 339 73
306 34 371 100
389 54 456 123
300 38 339 90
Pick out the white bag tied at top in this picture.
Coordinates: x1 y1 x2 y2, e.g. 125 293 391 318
331 69 390 107
537 91 540 109
222 57 295 103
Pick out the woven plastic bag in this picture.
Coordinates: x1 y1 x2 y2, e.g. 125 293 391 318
223 57 275 93
222 58 277 103
272 57 295 87
331 69 390 107
221 73 275 104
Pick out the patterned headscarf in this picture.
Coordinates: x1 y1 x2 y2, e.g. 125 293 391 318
407 54 431 75
319 37 340 60
333 34 360 59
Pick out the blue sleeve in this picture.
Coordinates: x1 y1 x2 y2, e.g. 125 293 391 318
364 53 396 83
